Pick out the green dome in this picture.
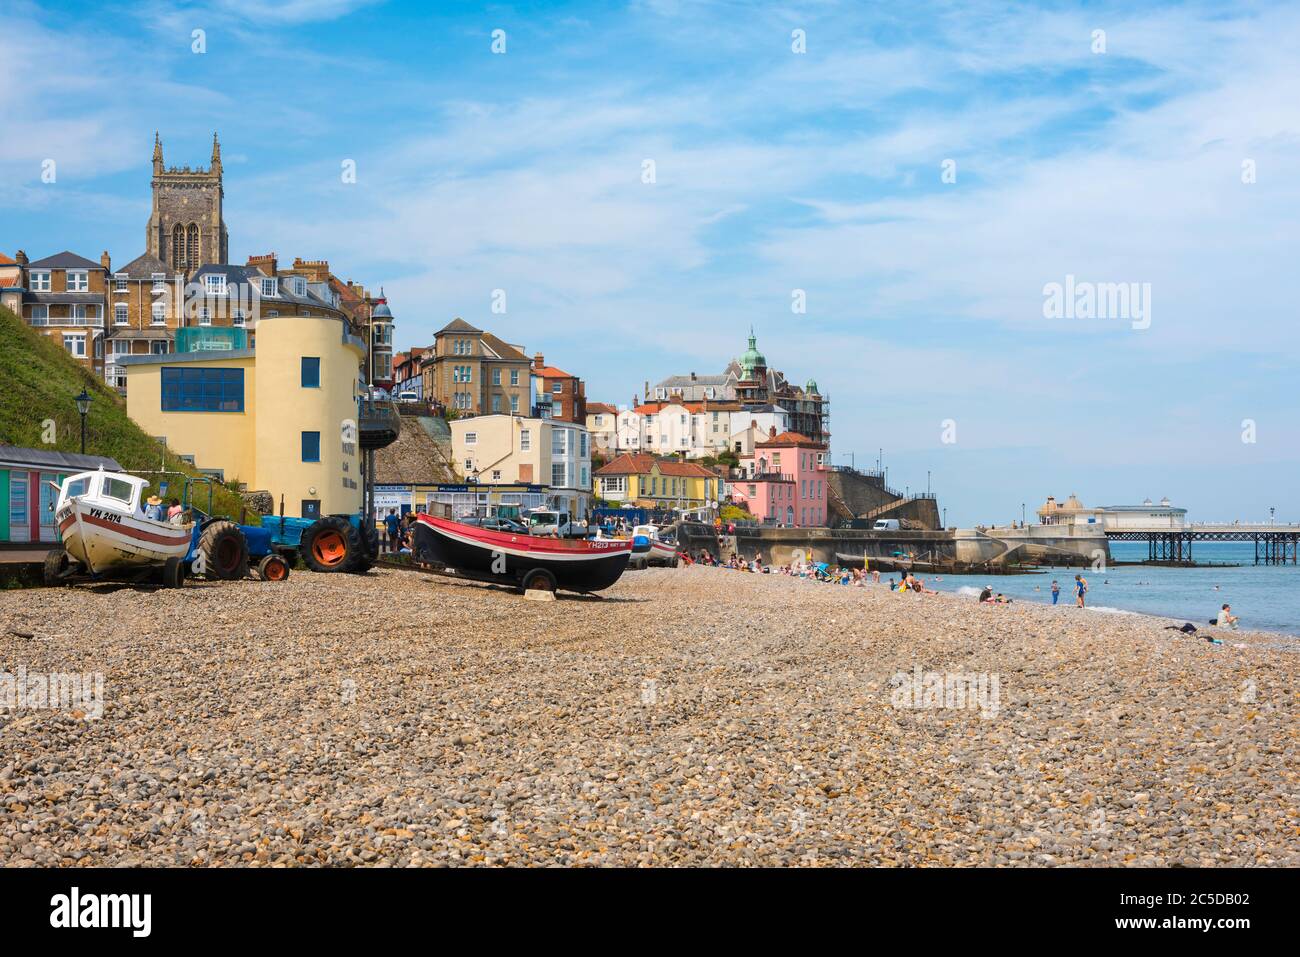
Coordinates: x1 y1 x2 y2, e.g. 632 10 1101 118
805 378 819 394
739 330 765 377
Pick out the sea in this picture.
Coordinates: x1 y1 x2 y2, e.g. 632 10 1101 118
926 542 1300 639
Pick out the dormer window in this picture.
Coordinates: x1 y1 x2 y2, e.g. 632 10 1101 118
293 278 307 297
205 274 227 296
260 278 278 298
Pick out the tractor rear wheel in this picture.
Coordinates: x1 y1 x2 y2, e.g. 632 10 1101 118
302 516 362 573
197 520 249 580
257 553 291 582
347 518 380 574
43 549 69 587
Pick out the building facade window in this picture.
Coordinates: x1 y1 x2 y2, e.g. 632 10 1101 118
260 278 278 297
30 305 49 324
114 274 129 292
160 367 244 412
519 429 530 451
63 334 86 357
552 463 567 487
301 431 321 463
205 274 227 296
66 270 88 292
151 303 166 324
114 304 129 325
301 356 320 388
30 271 51 292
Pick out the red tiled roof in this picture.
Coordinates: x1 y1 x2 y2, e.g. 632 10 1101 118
0 277 18 288
595 453 717 478
586 402 617 416
756 430 825 449
0 253 15 265
534 365 575 379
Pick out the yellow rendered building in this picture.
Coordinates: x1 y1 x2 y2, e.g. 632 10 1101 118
124 314 367 517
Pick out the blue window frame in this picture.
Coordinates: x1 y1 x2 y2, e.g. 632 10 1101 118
160 367 244 412
301 356 320 388
301 431 321 463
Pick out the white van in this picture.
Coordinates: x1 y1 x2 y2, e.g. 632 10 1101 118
396 390 420 403
528 509 574 538
873 519 901 530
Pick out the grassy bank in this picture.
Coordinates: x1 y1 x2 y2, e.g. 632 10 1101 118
0 305 252 520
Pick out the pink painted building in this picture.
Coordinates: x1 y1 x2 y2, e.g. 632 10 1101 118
731 429 830 526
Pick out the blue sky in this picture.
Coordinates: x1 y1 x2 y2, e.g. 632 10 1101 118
2 0 1298 525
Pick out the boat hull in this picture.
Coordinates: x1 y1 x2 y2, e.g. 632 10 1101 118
56 499 192 576
412 514 632 593
647 540 679 566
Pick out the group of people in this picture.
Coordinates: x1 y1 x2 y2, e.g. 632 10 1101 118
141 494 186 525
383 509 418 554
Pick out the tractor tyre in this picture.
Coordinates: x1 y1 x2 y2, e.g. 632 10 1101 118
197 520 249 581
257 553 292 582
302 516 362 573
346 518 380 574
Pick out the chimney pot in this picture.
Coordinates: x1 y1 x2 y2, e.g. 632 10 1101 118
100 251 111 271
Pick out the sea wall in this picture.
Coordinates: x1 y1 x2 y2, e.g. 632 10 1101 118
679 523 1110 569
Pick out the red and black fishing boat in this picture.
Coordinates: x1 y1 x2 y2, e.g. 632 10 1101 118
411 513 632 594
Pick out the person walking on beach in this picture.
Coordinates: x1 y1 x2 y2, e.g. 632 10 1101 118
1051 580 1060 605
1074 574 1088 607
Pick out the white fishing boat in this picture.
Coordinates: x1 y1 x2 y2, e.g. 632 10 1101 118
632 524 680 567
46 468 192 587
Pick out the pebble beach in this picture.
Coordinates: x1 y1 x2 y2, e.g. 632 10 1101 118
1 565 1296 867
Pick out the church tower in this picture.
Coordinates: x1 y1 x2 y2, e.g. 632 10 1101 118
145 132 229 274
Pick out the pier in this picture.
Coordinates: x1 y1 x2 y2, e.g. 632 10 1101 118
1106 524 1300 565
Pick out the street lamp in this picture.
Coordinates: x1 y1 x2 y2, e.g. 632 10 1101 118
1021 502 1026 526
1270 506 1275 525
75 388 92 454
943 507 947 529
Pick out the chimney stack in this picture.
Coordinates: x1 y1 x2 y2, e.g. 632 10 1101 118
533 352 544 371
100 251 111 271
247 253 278 276
15 250 28 265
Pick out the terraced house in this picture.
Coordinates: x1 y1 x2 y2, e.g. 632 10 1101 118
10 250 110 376
595 454 725 510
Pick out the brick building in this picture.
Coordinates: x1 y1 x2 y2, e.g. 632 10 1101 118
420 318 531 416
531 353 586 424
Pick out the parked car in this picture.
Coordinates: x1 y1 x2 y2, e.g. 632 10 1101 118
460 516 529 534
396 390 420 403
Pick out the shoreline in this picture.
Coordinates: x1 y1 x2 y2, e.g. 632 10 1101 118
2 565 1295 866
